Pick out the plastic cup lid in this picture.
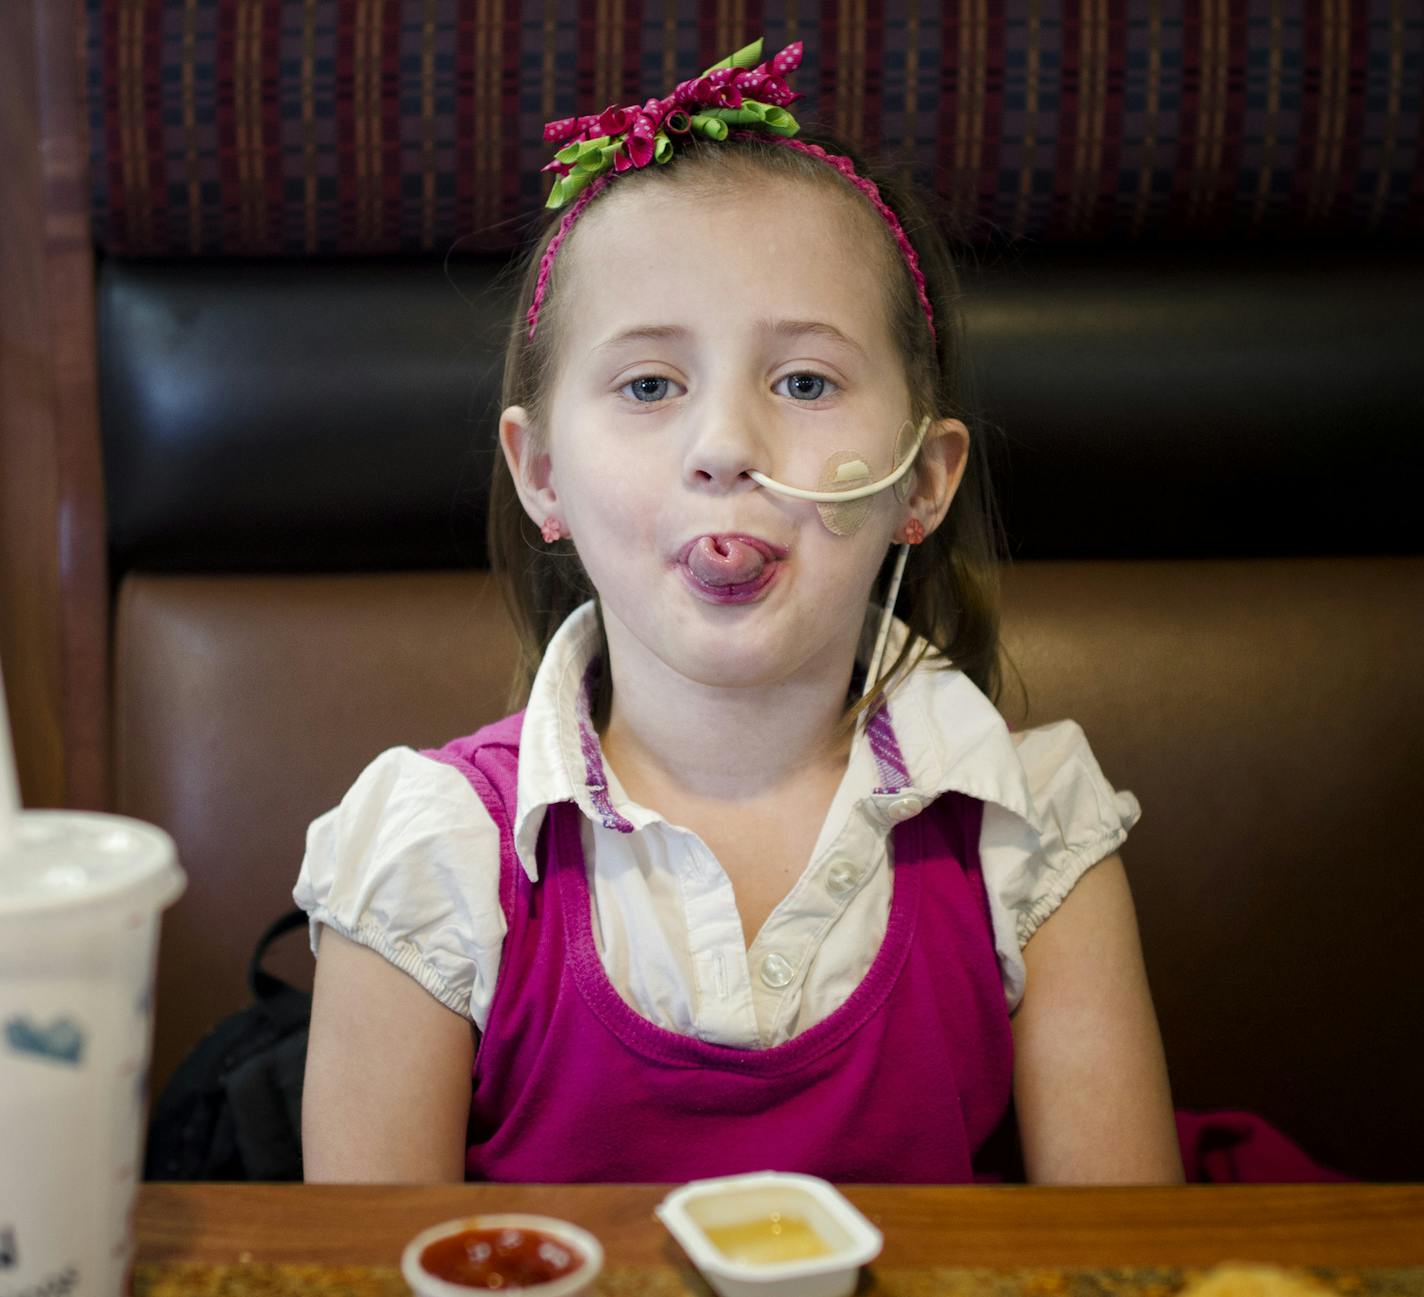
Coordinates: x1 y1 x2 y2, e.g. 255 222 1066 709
0 810 184 918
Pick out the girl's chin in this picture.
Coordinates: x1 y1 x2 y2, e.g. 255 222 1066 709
663 628 832 693
602 577 866 689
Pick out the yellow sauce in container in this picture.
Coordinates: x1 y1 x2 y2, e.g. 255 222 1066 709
702 1213 833 1266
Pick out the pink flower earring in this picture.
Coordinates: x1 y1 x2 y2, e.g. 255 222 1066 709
901 518 926 545
540 517 565 544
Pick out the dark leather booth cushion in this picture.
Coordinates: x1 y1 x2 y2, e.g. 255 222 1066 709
99 248 1424 570
98 257 510 572
116 558 1424 1181
961 247 1424 559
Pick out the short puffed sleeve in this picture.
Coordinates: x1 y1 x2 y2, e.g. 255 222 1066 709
977 720 1142 1011
292 747 507 1030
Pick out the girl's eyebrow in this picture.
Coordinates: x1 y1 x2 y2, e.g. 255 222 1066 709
592 323 688 353
591 318 868 359
763 318 868 358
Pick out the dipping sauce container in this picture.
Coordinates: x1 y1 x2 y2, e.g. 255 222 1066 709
401 1214 603 1297
656 1171 884 1297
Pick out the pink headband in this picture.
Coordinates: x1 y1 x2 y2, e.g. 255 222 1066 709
525 38 936 345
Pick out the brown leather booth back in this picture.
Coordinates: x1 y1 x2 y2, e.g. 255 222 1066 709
998 557 1424 1183
114 574 518 1108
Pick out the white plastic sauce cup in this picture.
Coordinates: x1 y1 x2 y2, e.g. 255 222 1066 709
656 1172 884 1297
0 810 185 1297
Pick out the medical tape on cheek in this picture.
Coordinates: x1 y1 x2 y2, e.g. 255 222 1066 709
749 417 931 535
891 419 920 504
816 452 874 535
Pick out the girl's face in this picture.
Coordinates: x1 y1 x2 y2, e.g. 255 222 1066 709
504 173 963 698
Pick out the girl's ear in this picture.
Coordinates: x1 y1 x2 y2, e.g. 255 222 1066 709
901 418 970 540
499 405 560 524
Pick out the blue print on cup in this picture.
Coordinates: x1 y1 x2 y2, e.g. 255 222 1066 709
4 1016 85 1066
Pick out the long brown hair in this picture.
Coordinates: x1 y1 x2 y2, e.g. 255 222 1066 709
488 125 1012 726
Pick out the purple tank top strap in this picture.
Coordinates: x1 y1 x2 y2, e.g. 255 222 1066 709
420 710 526 928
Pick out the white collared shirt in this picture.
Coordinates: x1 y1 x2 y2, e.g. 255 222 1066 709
295 602 1141 1047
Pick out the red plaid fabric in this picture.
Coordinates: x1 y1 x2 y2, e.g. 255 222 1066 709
86 1 1424 256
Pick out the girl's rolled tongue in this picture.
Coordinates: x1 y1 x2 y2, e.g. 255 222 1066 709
684 535 773 588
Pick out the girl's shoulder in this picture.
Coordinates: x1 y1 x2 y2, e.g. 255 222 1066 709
315 739 505 828
424 710 526 767
292 736 516 1025
989 716 1142 882
299 742 509 909
301 704 530 880
891 654 1136 846
419 710 527 833
976 718 1142 1009
1007 718 1139 825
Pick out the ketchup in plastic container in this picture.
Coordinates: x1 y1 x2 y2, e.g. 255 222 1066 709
419 1225 584 1289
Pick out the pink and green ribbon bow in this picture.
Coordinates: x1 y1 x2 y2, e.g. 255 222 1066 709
539 38 805 209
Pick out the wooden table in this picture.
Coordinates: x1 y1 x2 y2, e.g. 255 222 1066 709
132 1184 1424 1295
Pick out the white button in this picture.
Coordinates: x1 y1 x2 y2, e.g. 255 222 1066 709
885 794 924 823
825 861 860 896
759 952 794 989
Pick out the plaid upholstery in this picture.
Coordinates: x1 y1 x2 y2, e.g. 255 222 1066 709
86 1 1424 256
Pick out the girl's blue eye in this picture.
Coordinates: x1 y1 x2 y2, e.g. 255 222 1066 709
779 373 830 401
626 376 671 403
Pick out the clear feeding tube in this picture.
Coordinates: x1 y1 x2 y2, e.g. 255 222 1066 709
746 415 930 504
748 415 931 700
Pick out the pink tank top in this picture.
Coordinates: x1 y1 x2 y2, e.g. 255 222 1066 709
425 711 1014 1183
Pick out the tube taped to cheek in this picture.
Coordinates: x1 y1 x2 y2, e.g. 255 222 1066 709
749 416 931 534
816 452 874 535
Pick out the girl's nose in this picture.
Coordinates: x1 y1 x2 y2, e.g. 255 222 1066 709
682 402 768 494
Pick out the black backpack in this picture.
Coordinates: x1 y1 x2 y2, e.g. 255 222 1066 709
144 909 311 1181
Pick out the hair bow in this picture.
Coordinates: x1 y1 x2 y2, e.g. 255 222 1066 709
539 38 805 209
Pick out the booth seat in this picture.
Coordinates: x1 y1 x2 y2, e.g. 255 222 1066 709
58 2 1424 1182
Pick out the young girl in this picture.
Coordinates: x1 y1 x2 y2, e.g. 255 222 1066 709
295 39 1182 1185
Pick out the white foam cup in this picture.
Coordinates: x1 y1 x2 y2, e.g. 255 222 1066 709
0 810 185 1297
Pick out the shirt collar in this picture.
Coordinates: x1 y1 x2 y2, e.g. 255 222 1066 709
857 616 1045 836
511 601 1044 881
513 602 631 880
